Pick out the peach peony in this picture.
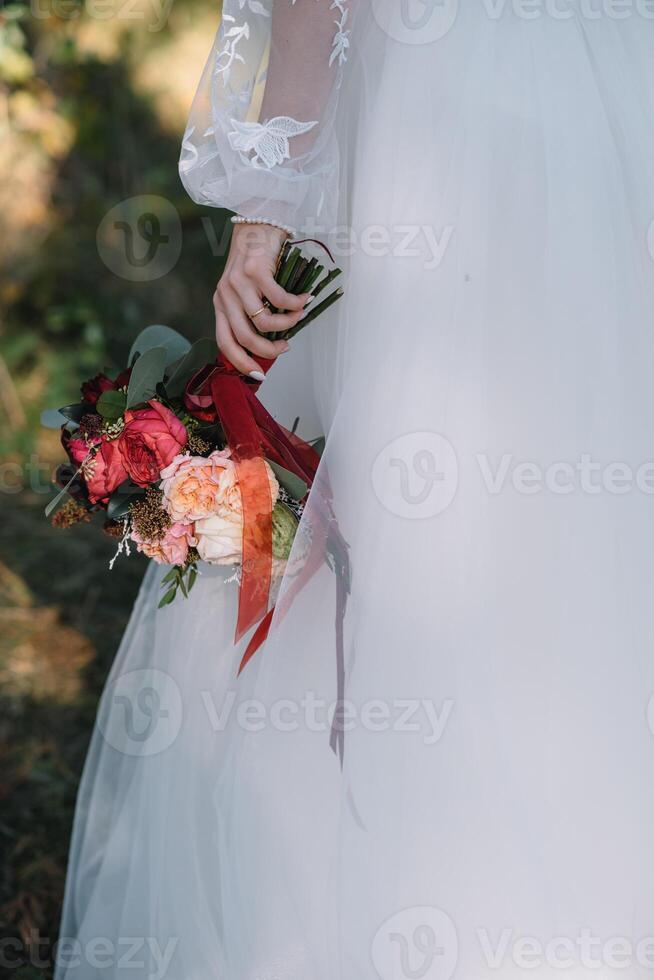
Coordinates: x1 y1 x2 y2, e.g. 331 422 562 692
186 456 280 567
131 522 197 566
213 456 279 521
160 450 235 523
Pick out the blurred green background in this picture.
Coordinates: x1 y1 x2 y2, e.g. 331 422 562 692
0 1 228 971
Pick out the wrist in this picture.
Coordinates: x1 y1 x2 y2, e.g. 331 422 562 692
230 215 295 238
231 220 289 264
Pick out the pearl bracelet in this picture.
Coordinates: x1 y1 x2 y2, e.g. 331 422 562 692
230 215 296 237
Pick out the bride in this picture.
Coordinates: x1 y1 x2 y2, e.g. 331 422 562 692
56 2 654 978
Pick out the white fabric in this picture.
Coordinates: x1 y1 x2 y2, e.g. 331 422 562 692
179 0 355 232
58 6 654 980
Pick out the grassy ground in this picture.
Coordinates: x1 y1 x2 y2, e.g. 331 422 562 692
0 1 228 971
0 488 147 975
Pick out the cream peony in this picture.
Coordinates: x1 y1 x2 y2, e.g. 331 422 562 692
194 513 243 566
187 456 281 566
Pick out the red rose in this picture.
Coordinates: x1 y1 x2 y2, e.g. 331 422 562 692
62 428 123 505
86 439 129 504
114 368 132 389
64 429 130 505
62 429 99 467
117 400 187 487
80 373 116 405
80 369 131 405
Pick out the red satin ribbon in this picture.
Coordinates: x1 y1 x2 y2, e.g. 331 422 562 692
185 354 320 645
185 355 350 763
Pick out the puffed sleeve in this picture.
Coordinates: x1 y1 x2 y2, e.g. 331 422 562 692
179 0 356 234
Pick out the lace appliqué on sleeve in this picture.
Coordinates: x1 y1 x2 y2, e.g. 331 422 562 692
228 116 319 168
214 16 250 86
330 1 350 67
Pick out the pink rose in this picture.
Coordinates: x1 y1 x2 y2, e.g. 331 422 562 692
131 522 197 566
118 400 187 487
160 450 234 523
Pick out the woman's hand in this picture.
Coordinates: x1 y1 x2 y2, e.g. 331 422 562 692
214 223 309 380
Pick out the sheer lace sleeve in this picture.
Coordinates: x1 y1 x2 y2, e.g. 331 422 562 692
179 0 355 234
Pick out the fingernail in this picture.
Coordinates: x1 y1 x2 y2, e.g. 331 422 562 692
281 342 290 352
248 370 265 382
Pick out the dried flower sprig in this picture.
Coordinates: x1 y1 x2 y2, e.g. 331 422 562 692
51 499 91 529
129 488 171 543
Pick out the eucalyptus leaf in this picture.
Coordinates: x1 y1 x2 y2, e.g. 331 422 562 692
96 388 127 421
106 478 144 519
126 347 167 408
129 324 191 368
266 459 309 501
310 436 326 457
107 491 139 520
115 477 144 495
45 487 71 519
188 567 198 592
44 463 86 518
58 403 87 423
166 337 218 397
41 409 69 429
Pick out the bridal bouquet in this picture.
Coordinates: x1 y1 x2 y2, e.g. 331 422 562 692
43 242 347 668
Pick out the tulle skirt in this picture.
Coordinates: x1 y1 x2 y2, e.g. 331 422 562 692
57 9 654 980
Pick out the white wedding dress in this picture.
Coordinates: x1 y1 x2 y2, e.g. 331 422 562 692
57 4 654 979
